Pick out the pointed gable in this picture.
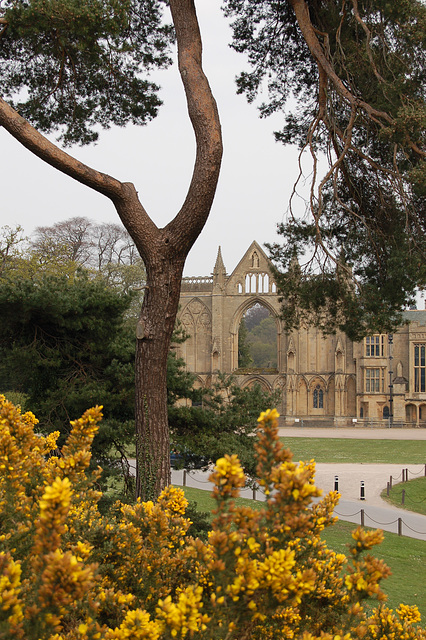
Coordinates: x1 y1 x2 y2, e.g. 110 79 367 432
225 241 276 295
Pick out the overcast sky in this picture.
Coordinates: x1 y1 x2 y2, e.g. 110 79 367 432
1 2 303 277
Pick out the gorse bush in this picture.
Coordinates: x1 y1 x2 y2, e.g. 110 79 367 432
0 396 425 640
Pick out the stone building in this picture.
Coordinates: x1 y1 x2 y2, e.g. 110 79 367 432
177 241 426 426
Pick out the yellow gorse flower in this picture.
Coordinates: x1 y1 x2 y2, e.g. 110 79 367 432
1 400 424 640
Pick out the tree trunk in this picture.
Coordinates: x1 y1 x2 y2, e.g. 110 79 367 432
0 0 222 502
134 249 185 499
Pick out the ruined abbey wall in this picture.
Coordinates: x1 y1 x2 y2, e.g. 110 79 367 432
176 241 426 426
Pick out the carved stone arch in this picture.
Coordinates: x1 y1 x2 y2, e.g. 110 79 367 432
179 297 211 374
178 242 406 424
230 296 279 334
287 373 296 391
240 376 272 393
180 300 194 326
405 403 417 423
308 375 327 391
325 371 335 397
193 374 205 386
273 374 286 390
298 373 309 388
419 404 426 422
230 296 282 371
181 306 195 330
181 297 212 326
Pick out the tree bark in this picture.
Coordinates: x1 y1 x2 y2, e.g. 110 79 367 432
0 0 222 500
134 250 186 499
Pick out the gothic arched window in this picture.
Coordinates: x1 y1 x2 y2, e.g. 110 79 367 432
313 385 324 409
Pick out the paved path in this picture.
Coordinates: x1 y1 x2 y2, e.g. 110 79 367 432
274 425 426 539
133 427 426 539
172 466 426 541
170 427 426 540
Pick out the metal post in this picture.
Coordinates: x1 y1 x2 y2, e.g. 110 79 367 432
334 475 339 492
406 468 409 481
361 509 365 527
388 334 394 428
360 481 365 500
402 468 405 482
389 475 393 489
183 469 187 487
252 485 257 501
398 518 402 536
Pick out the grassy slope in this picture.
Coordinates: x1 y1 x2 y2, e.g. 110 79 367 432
323 519 426 616
382 476 426 516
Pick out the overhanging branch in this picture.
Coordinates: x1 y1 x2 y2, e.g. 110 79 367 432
0 97 124 201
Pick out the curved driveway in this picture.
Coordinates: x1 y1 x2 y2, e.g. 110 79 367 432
278 426 426 540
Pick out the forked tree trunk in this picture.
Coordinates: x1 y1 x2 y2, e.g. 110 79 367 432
0 0 222 501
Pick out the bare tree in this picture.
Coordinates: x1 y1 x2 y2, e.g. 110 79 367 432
30 217 94 266
31 218 140 272
92 222 139 271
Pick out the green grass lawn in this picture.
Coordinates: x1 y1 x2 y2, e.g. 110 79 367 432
279 437 426 464
322 519 426 617
381 476 426 516
180 486 426 619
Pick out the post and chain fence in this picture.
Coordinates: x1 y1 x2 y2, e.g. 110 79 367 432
174 466 426 539
385 464 426 510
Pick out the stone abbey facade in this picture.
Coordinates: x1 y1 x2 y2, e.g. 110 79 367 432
177 241 426 426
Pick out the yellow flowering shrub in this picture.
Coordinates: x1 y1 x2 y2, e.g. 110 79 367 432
1 397 425 640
